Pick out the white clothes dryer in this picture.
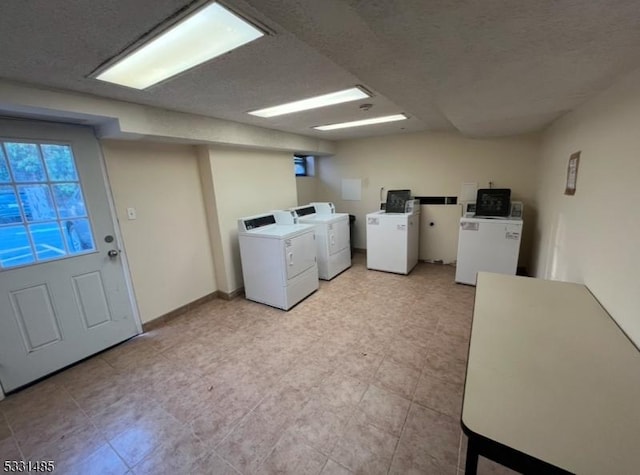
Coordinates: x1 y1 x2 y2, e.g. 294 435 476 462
238 212 318 310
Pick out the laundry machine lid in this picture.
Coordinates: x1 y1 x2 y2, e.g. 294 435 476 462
298 213 348 224
241 223 314 239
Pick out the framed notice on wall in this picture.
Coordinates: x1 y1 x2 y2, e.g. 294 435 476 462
565 151 580 195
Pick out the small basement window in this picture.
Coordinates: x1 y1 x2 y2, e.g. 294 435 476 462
294 155 311 176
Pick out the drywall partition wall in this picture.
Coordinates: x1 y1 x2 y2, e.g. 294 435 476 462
199 146 298 294
197 147 229 296
532 67 640 346
0 80 336 155
315 131 540 267
101 140 217 323
296 176 318 205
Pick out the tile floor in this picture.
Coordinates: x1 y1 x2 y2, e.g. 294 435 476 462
0 255 515 474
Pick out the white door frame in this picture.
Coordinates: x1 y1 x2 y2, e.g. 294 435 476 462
96 133 143 335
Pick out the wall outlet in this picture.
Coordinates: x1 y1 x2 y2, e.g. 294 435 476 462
126 207 137 220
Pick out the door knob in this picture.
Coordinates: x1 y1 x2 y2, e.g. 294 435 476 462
107 249 120 258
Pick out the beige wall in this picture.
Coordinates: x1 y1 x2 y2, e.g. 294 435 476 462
532 68 640 345
102 140 217 323
315 131 540 267
199 146 298 293
296 176 318 205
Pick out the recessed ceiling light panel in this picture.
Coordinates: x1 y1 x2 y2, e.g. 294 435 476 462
248 87 370 118
95 2 264 89
314 114 408 131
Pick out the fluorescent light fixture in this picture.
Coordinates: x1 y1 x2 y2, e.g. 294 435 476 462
248 87 370 118
95 2 264 89
314 114 408 131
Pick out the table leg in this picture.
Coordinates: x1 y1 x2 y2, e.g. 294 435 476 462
465 436 479 475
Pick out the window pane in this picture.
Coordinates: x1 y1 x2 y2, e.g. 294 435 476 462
0 224 35 268
0 186 22 225
5 143 46 182
294 163 305 175
41 144 79 181
52 183 87 218
63 218 95 254
0 147 10 182
17 185 57 222
29 222 67 261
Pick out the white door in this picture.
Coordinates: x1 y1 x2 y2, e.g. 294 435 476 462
0 119 139 392
329 218 350 255
285 231 316 280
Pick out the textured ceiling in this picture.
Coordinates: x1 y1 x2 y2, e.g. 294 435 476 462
1 0 640 141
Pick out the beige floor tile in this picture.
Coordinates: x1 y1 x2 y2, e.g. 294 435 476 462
50 357 119 392
216 387 309 472
0 414 11 441
477 456 521 475
59 443 129 475
385 337 430 371
357 385 411 437
288 396 353 455
402 403 460 469
373 357 420 399
422 343 468 385
27 422 107 469
130 427 210 474
13 404 90 458
0 436 22 463
215 411 288 473
70 376 141 417
183 451 241 475
278 361 334 392
414 374 463 418
315 372 369 409
337 351 384 382
1 380 74 428
101 336 160 371
330 415 398 475
389 442 454 475
320 460 352 475
89 392 158 441
190 403 248 448
256 430 327 475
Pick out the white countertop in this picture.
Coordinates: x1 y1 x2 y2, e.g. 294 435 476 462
463 272 640 475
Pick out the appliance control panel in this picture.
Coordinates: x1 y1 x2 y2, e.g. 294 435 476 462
238 214 276 232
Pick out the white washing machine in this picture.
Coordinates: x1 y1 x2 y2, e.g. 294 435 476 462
366 200 420 274
290 202 351 280
455 216 523 285
238 211 318 310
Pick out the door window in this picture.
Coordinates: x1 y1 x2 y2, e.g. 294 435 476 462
0 141 95 269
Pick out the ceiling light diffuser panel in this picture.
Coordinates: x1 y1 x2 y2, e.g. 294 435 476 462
95 2 264 89
314 114 408 131
248 87 370 117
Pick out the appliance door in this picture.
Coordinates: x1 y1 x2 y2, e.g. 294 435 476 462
284 231 317 280
456 220 522 284
328 218 350 256
367 214 408 273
